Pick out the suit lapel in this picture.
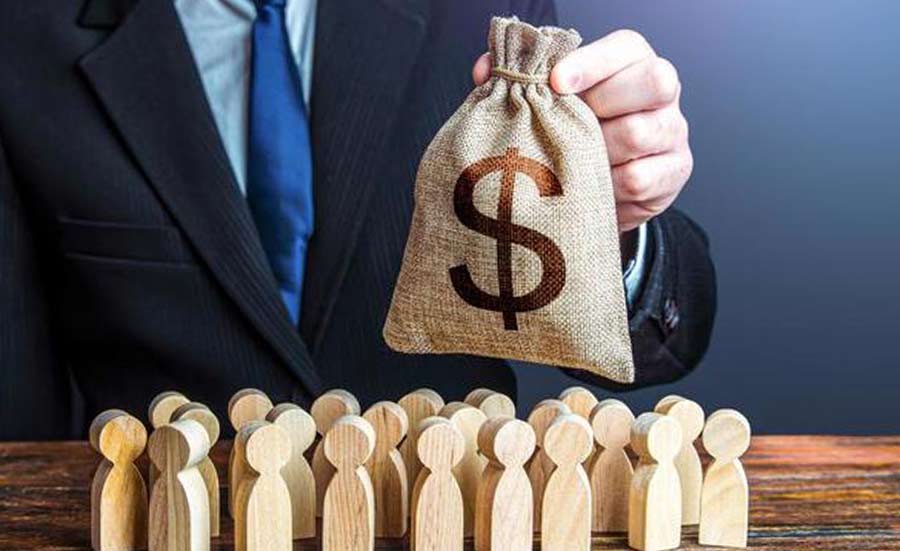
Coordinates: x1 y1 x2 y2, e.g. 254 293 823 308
78 0 322 396
300 0 428 350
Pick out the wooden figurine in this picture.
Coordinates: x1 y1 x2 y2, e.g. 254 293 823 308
475 416 535 551
363 401 409 537
311 389 361 517
541 413 593 551
148 419 211 551
147 391 190 491
628 412 682 551
559 386 600 469
465 388 515 418
699 409 751 548
589 399 635 532
227 389 273 518
170 402 221 537
322 415 376 551
266 403 317 539
233 422 292 551
90 410 148 551
525 398 570 532
398 388 445 508
654 395 705 525
410 417 465 551
439 401 487 537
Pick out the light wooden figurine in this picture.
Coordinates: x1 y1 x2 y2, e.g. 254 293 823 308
654 395 705 525
398 388 445 508
525 398 570 533
475 416 535 551
148 418 211 551
90 410 148 551
465 388 515 418
410 417 465 551
699 409 751 548
589 399 635 532
439 401 487 537
628 412 682 551
233 422 292 551
227 388 273 518
266 403 317 539
147 391 190 491
311 389 361 517
363 401 409 537
559 386 600 469
170 402 221 538
541 413 593 551
322 415 376 551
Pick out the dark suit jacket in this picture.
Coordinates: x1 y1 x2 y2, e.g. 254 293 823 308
0 0 716 439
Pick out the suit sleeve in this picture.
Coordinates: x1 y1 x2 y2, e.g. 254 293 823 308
0 134 74 439
568 209 718 390
510 1 717 389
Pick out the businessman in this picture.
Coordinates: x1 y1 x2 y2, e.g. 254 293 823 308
0 0 715 439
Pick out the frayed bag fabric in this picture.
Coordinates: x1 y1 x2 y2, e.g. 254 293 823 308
383 16 634 383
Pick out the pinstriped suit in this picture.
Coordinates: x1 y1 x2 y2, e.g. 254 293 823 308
0 0 715 439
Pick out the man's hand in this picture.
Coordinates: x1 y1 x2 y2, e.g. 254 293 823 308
473 30 692 233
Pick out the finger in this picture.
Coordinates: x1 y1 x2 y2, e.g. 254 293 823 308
611 148 693 204
581 56 680 119
551 29 655 94
602 104 688 165
472 52 492 85
617 202 663 233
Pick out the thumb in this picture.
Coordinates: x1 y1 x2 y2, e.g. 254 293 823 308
472 52 492 85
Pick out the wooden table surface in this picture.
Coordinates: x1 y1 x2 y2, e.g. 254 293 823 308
0 436 897 550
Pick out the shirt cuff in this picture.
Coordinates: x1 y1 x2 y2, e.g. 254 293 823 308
623 223 649 310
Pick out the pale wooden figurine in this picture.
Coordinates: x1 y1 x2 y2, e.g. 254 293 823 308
311 389 361 517
398 388 445 508
322 415 376 551
410 417 465 551
465 388 515 418
233 422 292 551
559 386 600 469
226 389 273 518
525 398 570 532
148 419 211 551
475 416 535 551
170 402 221 537
439 401 487 537
589 399 634 533
628 412 682 551
266 403 317 539
90 410 148 551
654 395 705 525
541 413 593 551
147 391 190 491
363 401 410 537
699 409 751 548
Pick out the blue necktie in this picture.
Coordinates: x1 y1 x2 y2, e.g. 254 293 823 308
247 0 314 324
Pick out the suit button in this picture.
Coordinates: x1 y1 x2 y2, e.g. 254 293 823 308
663 297 680 333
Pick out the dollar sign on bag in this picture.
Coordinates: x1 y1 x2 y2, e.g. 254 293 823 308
450 147 566 330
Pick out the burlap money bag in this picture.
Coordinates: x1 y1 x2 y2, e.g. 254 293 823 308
384 16 634 383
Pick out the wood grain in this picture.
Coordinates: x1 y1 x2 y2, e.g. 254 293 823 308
266 403 316 539
399 389 445 512
410 417 465 551
0 436 898 550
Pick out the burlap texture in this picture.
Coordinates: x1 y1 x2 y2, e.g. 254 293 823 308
383 17 634 383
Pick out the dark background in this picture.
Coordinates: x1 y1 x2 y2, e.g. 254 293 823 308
514 1 900 434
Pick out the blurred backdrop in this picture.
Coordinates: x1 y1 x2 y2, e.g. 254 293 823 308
514 1 900 434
